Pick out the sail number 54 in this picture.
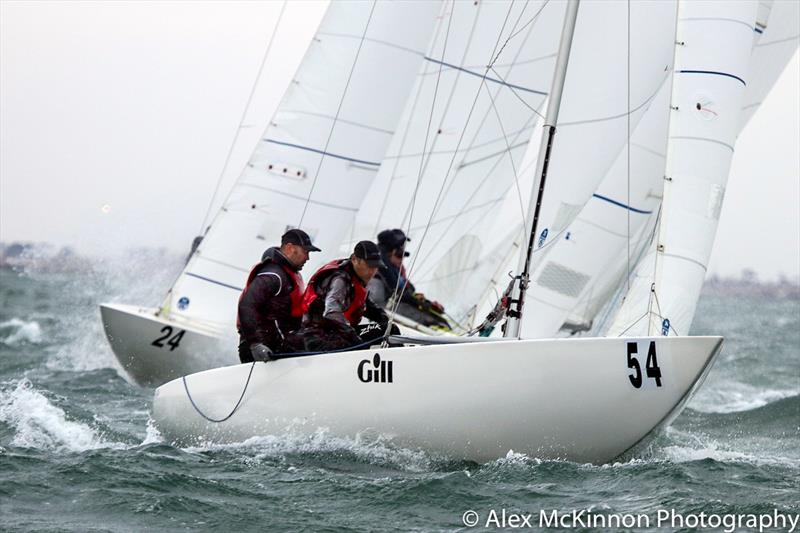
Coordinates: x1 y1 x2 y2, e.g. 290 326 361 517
626 341 662 388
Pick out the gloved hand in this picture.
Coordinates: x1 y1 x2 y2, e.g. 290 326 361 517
250 343 273 362
430 300 444 313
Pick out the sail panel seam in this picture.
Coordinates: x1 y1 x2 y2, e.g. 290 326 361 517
279 110 394 135
592 193 652 214
661 252 707 272
669 135 734 152
263 139 381 167
238 183 361 212
558 73 667 127
423 57 548 95
677 17 755 31
676 70 746 86
755 34 800 48
185 272 243 292
316 32 427 58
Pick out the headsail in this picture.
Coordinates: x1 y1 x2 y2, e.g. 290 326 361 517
607 0 759 337
164 0 442 326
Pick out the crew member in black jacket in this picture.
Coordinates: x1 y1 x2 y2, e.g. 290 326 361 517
237 229 320 363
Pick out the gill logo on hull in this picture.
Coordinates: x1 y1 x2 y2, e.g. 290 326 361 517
357 353 393 383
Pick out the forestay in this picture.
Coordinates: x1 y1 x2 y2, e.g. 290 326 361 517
164 0 441 326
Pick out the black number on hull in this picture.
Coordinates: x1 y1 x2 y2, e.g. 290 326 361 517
152 326 185 351
645 341 662 386
627 342 642 388
152 326 173 347
626 341 662 388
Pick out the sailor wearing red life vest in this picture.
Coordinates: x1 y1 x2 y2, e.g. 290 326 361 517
237 229 320 363
289 240 394 353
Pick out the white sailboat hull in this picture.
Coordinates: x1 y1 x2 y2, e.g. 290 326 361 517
153 335 722 463
100 303 235 387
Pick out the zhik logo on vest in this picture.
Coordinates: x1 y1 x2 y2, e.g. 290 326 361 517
357 353 393 383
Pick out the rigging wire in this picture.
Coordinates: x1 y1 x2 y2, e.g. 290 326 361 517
408 1 551 281
198 1 288 235
397 1 487 231
490 66 545 119
385 0 556 334
398 1 523 281
626 0 631 294
432 1 542 218
299 0 377 226
481 81 527 232
644 0 682 335
382 0 455 340
384 1 523 329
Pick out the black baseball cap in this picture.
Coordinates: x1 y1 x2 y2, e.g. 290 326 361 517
353 240 385 268
377 228 411 257
281 228 321 252
377 228 410 249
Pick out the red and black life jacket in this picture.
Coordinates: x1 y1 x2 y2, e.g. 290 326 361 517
302 259 367 326
236 259 305 329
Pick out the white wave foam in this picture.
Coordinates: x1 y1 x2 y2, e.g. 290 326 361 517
181 425 435 471
657 427 799 468
0 318 43 345
689 383 799 413
141 418 164 445
0 379 124 452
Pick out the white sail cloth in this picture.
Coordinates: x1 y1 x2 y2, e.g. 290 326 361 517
525 0 798 338
740 0 800 128
385 0 678 326
608 0 759 337
165 0 442 326
351 0 562 313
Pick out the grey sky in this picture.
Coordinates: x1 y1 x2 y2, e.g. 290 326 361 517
1 1 798 281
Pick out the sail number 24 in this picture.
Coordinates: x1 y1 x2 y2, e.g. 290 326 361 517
151 326 185 351
626 341 662 388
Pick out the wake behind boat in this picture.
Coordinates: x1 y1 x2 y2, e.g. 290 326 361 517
153 335 723 463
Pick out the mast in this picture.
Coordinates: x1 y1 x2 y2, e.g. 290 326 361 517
504 0 580 338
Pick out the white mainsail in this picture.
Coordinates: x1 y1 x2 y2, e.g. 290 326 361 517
164 0 442 327
607 0 759 337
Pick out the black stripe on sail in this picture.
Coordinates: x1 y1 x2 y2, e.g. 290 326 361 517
264 139 382 167
592 193 652 214
185 272 243 292
677 70 746 86
423 57 548 96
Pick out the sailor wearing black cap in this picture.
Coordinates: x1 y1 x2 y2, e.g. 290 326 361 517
236 229 321 363
287 240 396 352
369 229 450 330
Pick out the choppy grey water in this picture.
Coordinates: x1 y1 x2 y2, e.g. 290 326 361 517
1 261 798 532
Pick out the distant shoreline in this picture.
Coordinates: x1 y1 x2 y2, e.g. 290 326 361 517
2 240 798 299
